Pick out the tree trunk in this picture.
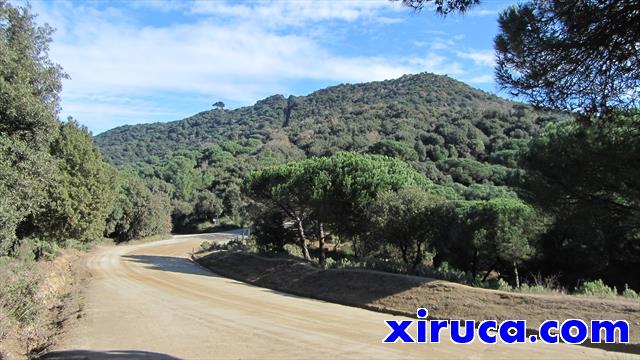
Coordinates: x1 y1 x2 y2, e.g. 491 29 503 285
401 244 409 267
295 217 311 261
318 222 326 267
411 241 424 274
472 248 478 279
513 261 520 288
482 259 498 282
353 237 359 258
333 236 340 252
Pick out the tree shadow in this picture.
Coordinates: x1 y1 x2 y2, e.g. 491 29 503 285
122 254 219 277
38 349 180 359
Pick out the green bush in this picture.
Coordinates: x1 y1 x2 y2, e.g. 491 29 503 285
284 243 303 258
622 284 639 299
482 278 512 292
517 283 547 294
416 261 473 283
15 238 61 261
575 279 618 298
324 257 336 268
199 241 213 252
201 239 253 252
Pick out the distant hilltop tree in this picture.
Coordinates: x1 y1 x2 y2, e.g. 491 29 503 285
212 101 225 110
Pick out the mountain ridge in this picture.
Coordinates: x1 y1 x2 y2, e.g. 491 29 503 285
94 72 564 183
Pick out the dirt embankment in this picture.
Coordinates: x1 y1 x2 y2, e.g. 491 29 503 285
0 250 88 360
195 251 640 352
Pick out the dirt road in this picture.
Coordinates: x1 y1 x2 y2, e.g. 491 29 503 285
44 233 632 359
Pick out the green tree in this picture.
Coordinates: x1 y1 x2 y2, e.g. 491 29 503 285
105 173 172 242
245 152 443 264
0 138 52 254
495 0 640 116
193 190 224 223
0 1 66 254
244 161 313 260
0 1 66 146
369 187 447 272
160 155 200 201
519 113 640 288
494 0 640 290
454 198 541 287
303 152 440 261
28 120 116 243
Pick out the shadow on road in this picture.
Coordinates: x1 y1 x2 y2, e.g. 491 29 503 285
38 349 180 359
122 254 217 277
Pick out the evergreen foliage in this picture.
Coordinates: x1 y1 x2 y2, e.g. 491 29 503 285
0 1 172 256
105 172 172 242
25 120 116 243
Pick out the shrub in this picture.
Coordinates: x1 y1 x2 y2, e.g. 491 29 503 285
514 274 566 295
200 241 213 252
201 239 252 252
517 283 547 294
0 259 43 325
622 284 639 299
482 278 512 291
284 243 303 258
416 261 473 283
324 257 336 268
575 279 618 298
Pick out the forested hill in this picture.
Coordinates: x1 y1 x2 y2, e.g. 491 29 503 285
94 72 564 175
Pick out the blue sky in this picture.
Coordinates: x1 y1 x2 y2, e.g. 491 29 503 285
24 0 515 134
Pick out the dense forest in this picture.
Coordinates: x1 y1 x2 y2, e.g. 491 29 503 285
94 72 564 229
94 73 561 231
96 72 563 179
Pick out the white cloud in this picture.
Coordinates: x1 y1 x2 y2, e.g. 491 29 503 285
407 55 465 75
416 35 465 51
129 0 190 12
190 0 403 27
456 49 495 67
39 1 453 102
50 18 426 102
467 74 494 84
467 9 501 17
26 0 493 131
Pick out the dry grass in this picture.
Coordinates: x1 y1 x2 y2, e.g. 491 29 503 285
0 250 87 359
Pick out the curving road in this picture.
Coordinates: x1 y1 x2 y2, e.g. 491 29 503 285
44 232 625 359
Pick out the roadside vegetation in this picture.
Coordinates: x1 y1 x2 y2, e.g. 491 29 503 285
0 2 170 357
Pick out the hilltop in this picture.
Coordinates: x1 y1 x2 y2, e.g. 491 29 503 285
94 73 564 185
